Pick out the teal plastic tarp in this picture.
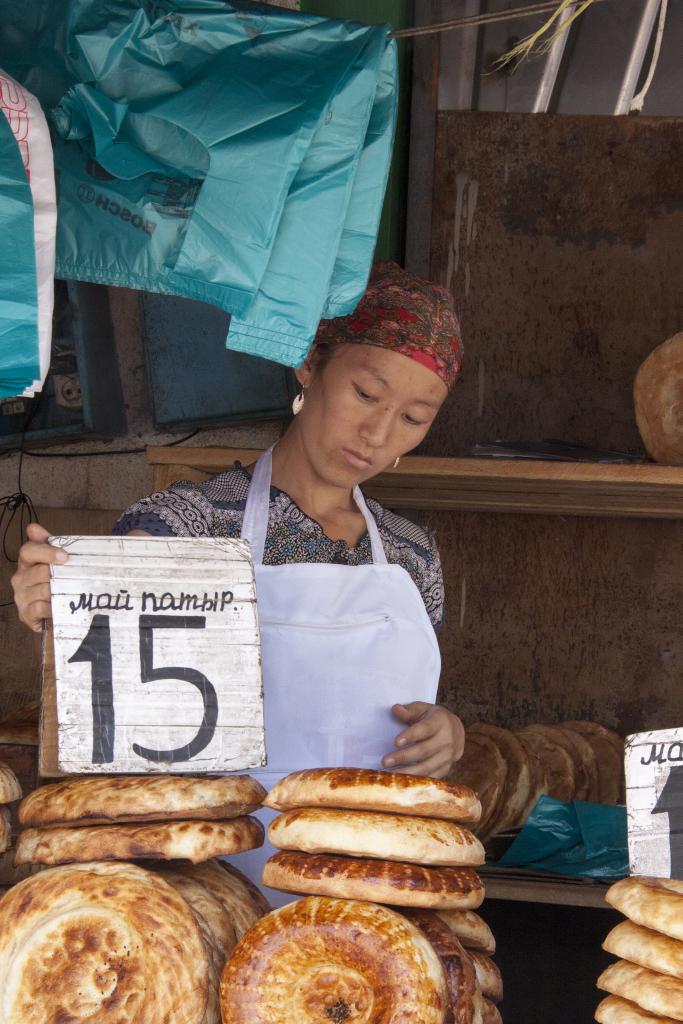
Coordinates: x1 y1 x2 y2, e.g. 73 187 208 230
0 1 397 366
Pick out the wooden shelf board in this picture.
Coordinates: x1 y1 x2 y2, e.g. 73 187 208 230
480 868 610 909
147 448 683 519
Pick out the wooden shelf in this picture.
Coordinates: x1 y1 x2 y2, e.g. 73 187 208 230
147 447 683 519
480 867 611 909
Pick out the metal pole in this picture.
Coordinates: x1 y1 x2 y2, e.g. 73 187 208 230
532 2 577 113
614 0 662 114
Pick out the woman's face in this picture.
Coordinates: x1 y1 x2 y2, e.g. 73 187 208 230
294 344 448 486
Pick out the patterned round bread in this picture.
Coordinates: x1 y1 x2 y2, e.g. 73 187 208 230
0 808 10 854
262 850 485 909
0 764 21 805
268 808 485 867
263 768 481 823
14 817 264 866
19 775 265 826
596 994 680 1023
401 910 480 1024
634 331 683 465
468 952 503 1003
449 734 507 838
606 877 683 942
516 726 575 803
603 920 683 980
466 723 531 831
170 859 270 940
552 725 599 801
219 896 448 1024
562 721 623 804
0 861 210 1024
434 910 496 953
597 959 683 1020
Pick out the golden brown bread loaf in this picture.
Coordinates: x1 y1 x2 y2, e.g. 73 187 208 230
0 861 210 1024
468 951 503 1003
0 764 21 805
552 725 600 802
595 993 680 1023
562 721 623 804
606 877 683 942
597 959 683 1020
516 725 575 803
449 734 507 838
435 909 496 954
263 767 481 823
268 807 485 866
169 860 270 940
0 808 10 854
14 816 264 865
603 920 683 980
262 850 485 908
219 896 448 1024
403 910 480 1024
467 723 531 831
19 774 266 826
634 332 683 465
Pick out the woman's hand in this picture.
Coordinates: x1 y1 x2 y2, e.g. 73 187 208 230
11 523 67 632
382 702 465 779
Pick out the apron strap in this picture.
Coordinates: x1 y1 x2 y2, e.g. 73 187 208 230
241 446 388 566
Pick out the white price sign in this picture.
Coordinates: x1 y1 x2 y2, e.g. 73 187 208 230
40 536 266 775
626 728 683 880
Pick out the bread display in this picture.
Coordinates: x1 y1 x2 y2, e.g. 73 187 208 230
269 807 485 866
450 719 625 842
263 849 485 908
634 331 683 465
596 877 683 1023
219 895 449 1024
14 816 264 865
19 774 266 826
264 767 481 822
0 861 211 1024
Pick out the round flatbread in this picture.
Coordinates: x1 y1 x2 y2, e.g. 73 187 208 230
634 331 683 466
263 850 485 909
468 951 503 1003
0 764 21 805
603 920 683 980
467 723 532 831
553 725 599 801
448 734 507 838
562 722 623 804
14 817 264 866
268 807 484 867
171 859 270 940
0 861 210 1024
596 994 681 1023
19 774 265 827
481 999 503 1024
606 877 683 942
154 867 237 963
434 909 496 954
263 767 481 824
403 910 479 1024
220 896 448 1024
516 725 575 803
597 959 683 1020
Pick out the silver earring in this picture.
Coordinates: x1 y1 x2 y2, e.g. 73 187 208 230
292 389 305 415
393 456 401 469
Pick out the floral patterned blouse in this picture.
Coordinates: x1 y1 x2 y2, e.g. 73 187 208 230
113 464 444 632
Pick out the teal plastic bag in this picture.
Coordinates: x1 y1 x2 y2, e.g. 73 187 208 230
1 1 397 366
0 108 39 398
495 795 629 879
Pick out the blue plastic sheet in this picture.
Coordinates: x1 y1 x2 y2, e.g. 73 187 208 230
495 795 629 880
0 109 39 398
0 1 397 366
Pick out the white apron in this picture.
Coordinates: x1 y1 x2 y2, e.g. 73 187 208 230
228 447 441 904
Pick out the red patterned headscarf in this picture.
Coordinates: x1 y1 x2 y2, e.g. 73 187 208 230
314 262 463 389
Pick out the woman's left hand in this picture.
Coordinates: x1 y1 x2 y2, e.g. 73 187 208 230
382 702 465 779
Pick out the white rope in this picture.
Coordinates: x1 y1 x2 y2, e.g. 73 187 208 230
630 0 669 112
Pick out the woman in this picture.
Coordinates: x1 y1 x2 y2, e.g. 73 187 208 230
12 262 465 891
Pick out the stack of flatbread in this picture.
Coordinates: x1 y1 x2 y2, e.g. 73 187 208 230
261 767 486 910
0 775 272 1023
595 876 683 1023
14 774 266 865
0 763 22 863
450 720 625 842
